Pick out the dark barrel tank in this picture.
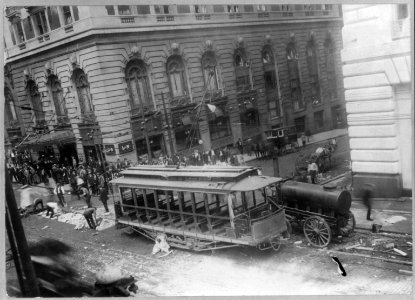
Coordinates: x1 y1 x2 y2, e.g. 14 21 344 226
280 180 352 215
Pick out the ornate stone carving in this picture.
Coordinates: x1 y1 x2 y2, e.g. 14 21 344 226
44 61 54 77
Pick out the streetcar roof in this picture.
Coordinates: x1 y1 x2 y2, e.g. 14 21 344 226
110 166 282 193
119 165 261 182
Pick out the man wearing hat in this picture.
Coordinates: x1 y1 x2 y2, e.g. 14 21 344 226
79 183 92 208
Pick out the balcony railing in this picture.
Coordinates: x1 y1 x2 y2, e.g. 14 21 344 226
6 6 341 58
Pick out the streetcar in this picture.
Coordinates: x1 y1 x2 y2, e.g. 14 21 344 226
265 126 299 155
110 165 289 251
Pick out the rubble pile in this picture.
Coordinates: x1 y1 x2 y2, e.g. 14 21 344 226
37 205 116 231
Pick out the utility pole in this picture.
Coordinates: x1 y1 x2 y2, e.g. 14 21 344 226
139 99 152 161
5 169 40 297
161 93 175 156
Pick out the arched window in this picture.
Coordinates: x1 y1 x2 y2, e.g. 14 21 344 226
324 36 337 99
286 41 303 110
27 80 45 122
201 51 220 93
48 75 67 119
306 38 321 105
234 49 251 91
125 59 153 115
167 55 188 98
4 87 18 125
262 46 280 118
73 69 93 115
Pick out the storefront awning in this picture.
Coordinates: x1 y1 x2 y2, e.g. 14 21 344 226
22 130 75 147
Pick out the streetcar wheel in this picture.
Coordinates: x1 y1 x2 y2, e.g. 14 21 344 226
270 236 281 252
303 216 331 248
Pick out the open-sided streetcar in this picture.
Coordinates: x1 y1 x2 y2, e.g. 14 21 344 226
110 165 289 251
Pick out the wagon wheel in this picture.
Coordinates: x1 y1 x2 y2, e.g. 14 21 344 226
303 216 331 248
269 236 281 252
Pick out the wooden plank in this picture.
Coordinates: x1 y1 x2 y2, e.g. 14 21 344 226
328 250 412 266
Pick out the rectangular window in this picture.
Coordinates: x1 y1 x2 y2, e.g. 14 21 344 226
72 6 79 21
243 5 254 12
14 21 25 43
154 5 169 14
47 7 61 30
397 4 408 19
9 25 16 45
177 5 191 13
118 5 131 15
22 17 35 40
213 5 224 13
209 116 231 140
62 6 73 25
314 110 324 129
194 5 207 13
137 5 150 14
120 187 134 213
270 5 280 11
227 5 239 13
34 10 49 35
105 6 115 15
257 5 267 12
264 71 276 90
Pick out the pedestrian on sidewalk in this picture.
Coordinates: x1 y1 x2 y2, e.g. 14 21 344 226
54 182 67 207
79 184 92 208
362 183 375 221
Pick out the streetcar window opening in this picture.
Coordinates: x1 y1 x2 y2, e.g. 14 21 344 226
120 187 134 212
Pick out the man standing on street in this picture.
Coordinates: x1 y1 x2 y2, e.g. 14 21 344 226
79 184 92 208
362 183 375 221
307 160 319 184
54 182 67 207
98 172 109 213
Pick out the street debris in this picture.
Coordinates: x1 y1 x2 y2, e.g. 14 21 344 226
393 248 407 257
383 216 406 224
293 241 302 245
41 225 48 230
355 246 373 251
345 243 360 250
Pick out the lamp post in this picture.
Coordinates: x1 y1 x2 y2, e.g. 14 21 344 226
161 93 175 156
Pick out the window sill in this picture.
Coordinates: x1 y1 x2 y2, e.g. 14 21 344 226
64 24 74 33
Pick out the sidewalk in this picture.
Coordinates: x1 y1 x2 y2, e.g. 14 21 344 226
351 199 412 235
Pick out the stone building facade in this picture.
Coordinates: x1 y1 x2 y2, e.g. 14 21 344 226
4 4 346 165
342 4 412 198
